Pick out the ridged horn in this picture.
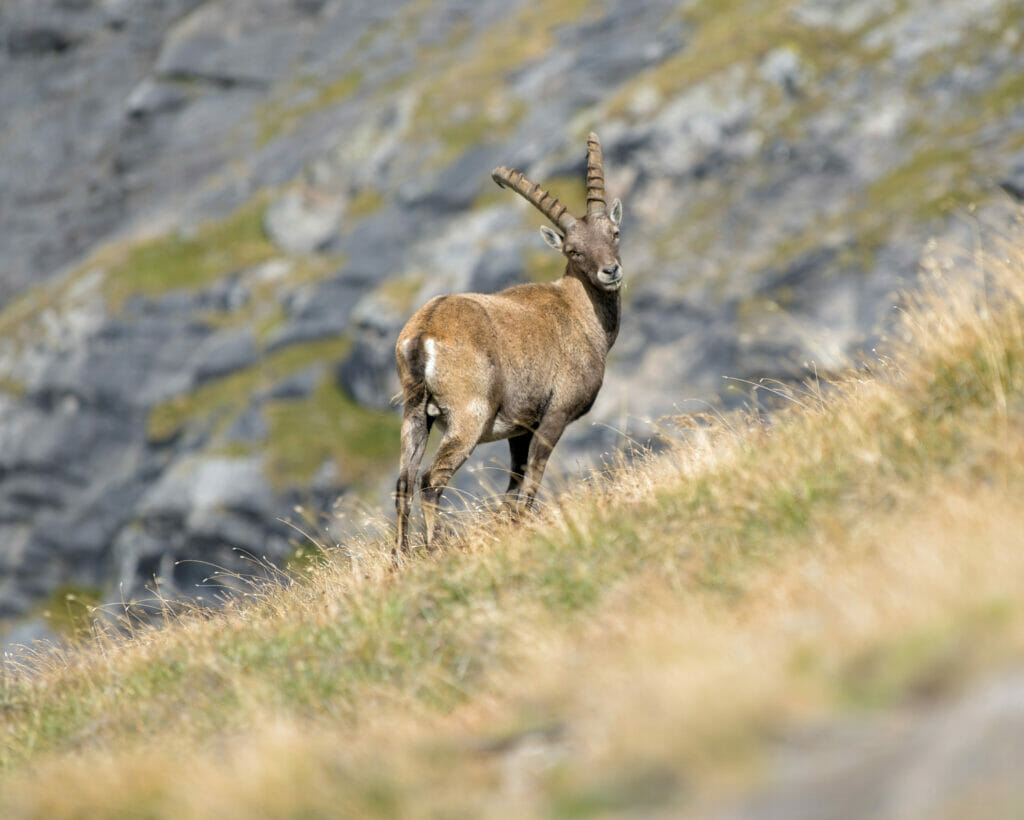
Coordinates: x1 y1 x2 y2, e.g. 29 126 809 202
585 131 606 215
492 166 576 233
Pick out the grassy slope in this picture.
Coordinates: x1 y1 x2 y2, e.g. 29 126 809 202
2 226 1024 816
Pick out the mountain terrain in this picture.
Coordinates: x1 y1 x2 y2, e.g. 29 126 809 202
1 0 1022 636
2 208 1024 818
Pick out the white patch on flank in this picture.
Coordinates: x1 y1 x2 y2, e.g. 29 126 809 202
426 400 441 417
423 337 437 386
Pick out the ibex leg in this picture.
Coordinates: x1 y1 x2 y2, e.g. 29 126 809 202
420 417 486 548
519 414 567 512
504 432 532 506
394 405 431 556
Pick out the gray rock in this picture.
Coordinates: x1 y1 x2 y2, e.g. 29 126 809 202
333 283 409 410
187 507 272 553
548 1 684 108
469 246 524 293
265 318 349 353
264 189 344 255
999 148 1024 202
34 310 210 409
265 266 368 352
5 25 82 57
265 365 324 400
1 616 56 651
406 146 493 213
225 404 268 444
641 67 763 179
0 0 209 303
139 456 275 520
153 1 306 88
336 330 399 411
323 206 416 281
107 453 293 601
124 77 190 119
790 0 893 32
758 47 810 97
192 328 258 384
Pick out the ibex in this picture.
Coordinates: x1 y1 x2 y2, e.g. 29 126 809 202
394 132 623 554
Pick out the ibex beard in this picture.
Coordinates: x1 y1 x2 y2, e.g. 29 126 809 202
394 132 624 556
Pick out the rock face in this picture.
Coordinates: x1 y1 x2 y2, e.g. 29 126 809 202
1 0 1023 631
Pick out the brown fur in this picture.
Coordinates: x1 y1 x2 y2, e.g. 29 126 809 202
394 134 624 555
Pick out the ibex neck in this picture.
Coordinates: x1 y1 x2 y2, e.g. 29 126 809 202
562 265 621 353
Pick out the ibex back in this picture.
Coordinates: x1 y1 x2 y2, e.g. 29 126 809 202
394 132 623 554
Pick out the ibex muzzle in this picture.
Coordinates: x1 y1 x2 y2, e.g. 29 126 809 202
394 132 623 555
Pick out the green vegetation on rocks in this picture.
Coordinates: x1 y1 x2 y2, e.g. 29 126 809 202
101 199 277 310
257 70 365 146
264 375 401 491
146 334 399 492
412 0 594 164
147 336 348 439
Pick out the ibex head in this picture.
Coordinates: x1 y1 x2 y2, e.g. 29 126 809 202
492 132 624 292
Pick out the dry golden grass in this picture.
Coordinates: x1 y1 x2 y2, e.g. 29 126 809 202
3 217 1024 816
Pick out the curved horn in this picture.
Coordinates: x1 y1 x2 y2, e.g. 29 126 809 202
585 131 606 215
492 166 576 233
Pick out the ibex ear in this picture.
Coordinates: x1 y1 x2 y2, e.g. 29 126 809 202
609 198 623 226
539 225 563 251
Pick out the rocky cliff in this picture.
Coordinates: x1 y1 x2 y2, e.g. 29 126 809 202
1 0 1022 636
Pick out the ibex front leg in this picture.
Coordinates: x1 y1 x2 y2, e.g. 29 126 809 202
518 414 567 512
504 432 532 507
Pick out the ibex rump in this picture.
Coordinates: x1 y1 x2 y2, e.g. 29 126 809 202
394 132 623 554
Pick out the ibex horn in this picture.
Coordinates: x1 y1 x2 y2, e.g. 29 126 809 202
585 131 606 216
492 166 577 233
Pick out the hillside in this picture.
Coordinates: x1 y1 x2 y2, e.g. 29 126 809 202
2 224 1023 816
2 0 1023 634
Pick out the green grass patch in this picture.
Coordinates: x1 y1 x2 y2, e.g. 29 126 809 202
839 601 1016 708
865 145 977 225
196 255 343 344
524 248 566 283
346 187 385 219
146 336 351 443
376 271 426 314
264 375 400 491
35 585 103 643
608 0 888 122
0 376 26 398
412 0 593 166
258 70 364 146
102 199 277 310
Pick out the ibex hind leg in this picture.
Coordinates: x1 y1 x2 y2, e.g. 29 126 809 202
395 404 431 558
420 417 487 549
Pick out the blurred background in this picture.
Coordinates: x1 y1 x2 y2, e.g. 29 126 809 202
0 0 1021 641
